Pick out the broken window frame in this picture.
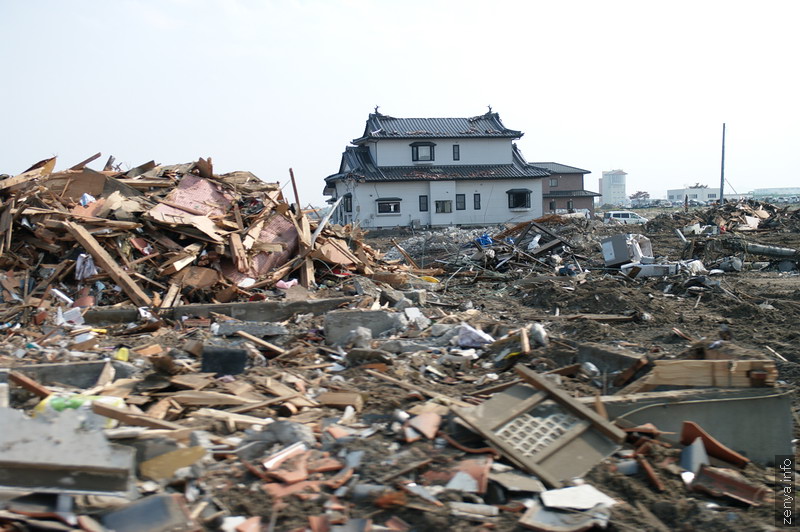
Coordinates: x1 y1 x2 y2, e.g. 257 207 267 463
455 194 466 210
435 200 452 213
342 194 352 213
506 189 531 210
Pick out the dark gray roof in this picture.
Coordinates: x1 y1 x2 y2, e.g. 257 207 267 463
543 190 601 198
530 162 590 174
325 146 548 183
352 111 522 143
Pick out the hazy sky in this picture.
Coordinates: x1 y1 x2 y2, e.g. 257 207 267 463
2 1 799 204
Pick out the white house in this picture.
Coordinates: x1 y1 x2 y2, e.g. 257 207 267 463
323 110 556 228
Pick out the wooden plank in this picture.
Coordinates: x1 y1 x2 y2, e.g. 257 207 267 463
61 221 152 307
69 152 102 170
166 390 259 406
235 330 286 354
0 157 56 190
230 233 249 273
161 283 181 308
648 360 776 388
190 408 271 429
298 213 315 288
391 239 420 269
8 371 53 398
92 401 184 430
258 377 317 408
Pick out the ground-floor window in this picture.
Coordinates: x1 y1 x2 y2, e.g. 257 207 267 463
567 200 574 210
343 194 352 213
376 198 401 214
435 200 452 213
507 188 531 209
455 194 466 210
419 195 429 212
474 193 481 210
549 200 556 211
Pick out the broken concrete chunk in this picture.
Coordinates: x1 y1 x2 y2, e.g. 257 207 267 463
324 310 408 346
0 408 134 496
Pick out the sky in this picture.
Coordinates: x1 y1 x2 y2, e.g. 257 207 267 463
2 0 799 204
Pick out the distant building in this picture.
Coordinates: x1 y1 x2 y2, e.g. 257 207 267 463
667 184 720 203
533 162 599 215
599 170 627 206
750 187 800 199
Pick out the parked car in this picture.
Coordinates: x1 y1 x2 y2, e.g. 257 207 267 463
603 211 649 224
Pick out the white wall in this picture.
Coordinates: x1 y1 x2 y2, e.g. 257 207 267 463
667 188 721 202
366 138 513 167
333 178 543 228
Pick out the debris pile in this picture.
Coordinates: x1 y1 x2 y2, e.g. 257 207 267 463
1 158 798 531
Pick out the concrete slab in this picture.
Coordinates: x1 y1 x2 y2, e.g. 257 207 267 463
324 310 408 346
0 408 135 496
83 297 354 324
214 321 288 337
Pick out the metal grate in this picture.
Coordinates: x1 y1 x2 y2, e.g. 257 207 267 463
495 402 580 457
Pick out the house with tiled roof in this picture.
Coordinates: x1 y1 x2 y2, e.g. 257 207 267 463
532 162 600 215
324 110 595 227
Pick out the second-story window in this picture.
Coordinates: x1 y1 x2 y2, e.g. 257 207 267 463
411 142 435 162
453 145 460 161
549 178 558 187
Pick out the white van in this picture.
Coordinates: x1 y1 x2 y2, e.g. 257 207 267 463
603 211 649 224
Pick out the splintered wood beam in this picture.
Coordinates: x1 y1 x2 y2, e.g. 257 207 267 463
61 221 153 307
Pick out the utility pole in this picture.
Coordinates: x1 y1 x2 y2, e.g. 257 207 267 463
719 123 726 204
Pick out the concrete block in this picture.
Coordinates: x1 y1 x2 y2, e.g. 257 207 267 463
213 321 288 337
324 310 408 346
402 289 427 306
352 277 381 299
201 346 248 375
0 408 135 496
584 387 793 465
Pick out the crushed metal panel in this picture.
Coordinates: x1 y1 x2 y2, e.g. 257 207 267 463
452 381 622 488
0 408 135 496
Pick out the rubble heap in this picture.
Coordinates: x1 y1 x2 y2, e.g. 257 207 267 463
0 156 798 532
